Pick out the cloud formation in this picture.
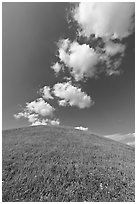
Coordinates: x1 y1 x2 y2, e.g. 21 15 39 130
51 62 62 73
14 98 60 126
58 39 100 80
53 81 93 108
14 80 94 126
14 3 135 127
53 3 133 79
26 98 54 117
14 112 39 123
40 86 53 100
75 126 88 131
31 118 60 126
72 2 135 39
55 2 134 80
103 41 126 56
56 38 127 80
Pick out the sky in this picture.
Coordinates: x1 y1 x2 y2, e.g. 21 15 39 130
2 2 135 136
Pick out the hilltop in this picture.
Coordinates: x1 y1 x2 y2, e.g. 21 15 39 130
2 125 135 202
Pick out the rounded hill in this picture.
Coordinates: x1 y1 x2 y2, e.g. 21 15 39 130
2 125 135 202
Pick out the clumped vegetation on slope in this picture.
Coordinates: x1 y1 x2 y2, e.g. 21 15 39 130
2 125 135 202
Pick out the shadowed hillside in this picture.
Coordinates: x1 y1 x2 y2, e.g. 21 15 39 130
2 125 135 202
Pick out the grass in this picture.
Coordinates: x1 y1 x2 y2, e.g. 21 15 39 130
2 125 135 202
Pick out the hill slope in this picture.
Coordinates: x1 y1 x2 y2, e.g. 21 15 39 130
2 125 135 202
104 133 135 147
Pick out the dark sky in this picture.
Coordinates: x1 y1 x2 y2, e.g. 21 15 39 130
2 2 135 135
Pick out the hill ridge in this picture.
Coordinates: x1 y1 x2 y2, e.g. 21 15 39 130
3 125 134 149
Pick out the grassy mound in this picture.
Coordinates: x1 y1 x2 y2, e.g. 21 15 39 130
2 125 135 202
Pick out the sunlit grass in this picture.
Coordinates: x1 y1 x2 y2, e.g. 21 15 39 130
2 125 135 201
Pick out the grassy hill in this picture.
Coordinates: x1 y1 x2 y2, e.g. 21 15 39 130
104 133 135 147
2 125 135 202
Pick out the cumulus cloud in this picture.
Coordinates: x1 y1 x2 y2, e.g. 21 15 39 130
31 118 60 126
25 98 54 117
40 86 53 100
49 119 60 126
106 69 121 76
104 41 126 56
72 2 135 39
51 3 134 80
75 126 88 131
53 81 93 108
27 113 39 123
57 38 126 79
14 98 60 126
58 39 100 80
51 62 62 73
14 112 27 119
15 3 135 128
14 81 93 126
100 41 126 75
14 112 39 124
31 119 47 126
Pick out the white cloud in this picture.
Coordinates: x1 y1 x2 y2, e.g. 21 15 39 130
55 4 133 79
53 81 93 109
51 62 62 73
106 69 121 76
31 118 60 126
49 119 60 126
14 112 39 122
15 3 135 129
58 99 67 107
27 113 39 123
40 86 53 100
14 111 40 124
14 112 26 119
58 39 99 80
31 120 47 126
57 37 127 79
105 57 123 75
69 3 134 77
58 39 70 65
75 126 88 131
26 98 54 117
15 98 55 119
14 98 60 126
72 2 134 39
104 41 126 56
